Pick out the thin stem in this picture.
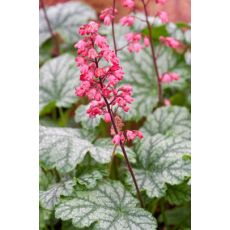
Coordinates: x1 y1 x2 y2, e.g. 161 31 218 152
141 0 163 105
111 0 118 54
98 77 144 207
40 0 59 56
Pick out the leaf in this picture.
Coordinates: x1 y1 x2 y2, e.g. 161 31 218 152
165 182 191 205
39 2 96 46
127 134 190 198
40 126 126 173
55 181 157 229
74 104 102 129
158 206 190 228
40 179 75 210
39 207 52 229
39 54 79 112
141 106 191 140
118 48 158 121
77 170 104 189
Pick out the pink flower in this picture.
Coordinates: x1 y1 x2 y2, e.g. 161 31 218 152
75 57 85 66
136 131 143 139
164 99 171 106
160 72 180 83
128 43 142 53
121 0 135 8
104 113 111 123
113 134 121 145
156 11 169 23
79 21 99 35
127 130 136 141
95 68 106 77
88 48 98 58
156 0 167 5
95 35 108 48
144 36 150 47
99 8 117 26
160 36 180 48
120 16 135 26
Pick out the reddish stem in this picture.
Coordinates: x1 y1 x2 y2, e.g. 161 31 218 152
40 0 59 57
94 57 144 208
141 0 163 105
111 0 118 54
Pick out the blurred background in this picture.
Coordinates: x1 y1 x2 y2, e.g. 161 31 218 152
40 0 191 23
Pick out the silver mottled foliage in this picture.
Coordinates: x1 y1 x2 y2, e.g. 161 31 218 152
39 126 122 173
141 106 191 140
40 179 75 210
39 2 96 46
39 54 79 112
55 181 157 229
74 104 102 129
127 134 190 198
77 170 103 189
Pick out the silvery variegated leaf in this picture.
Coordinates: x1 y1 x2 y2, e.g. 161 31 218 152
77 170 104 189
74 104 102 129
39 2 96 46
39 54 79 112
118 48 158 121
127 134 190 198
40 179 75 210
55 181 157 229
141 106 191 140
40 126 122 173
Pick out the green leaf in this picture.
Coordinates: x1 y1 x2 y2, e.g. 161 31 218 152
39 54 79 113
40 179 75 210
158 206 190 228
40 126 124 173
74 104 102 129
165 182 191 205
39 2 96 46
55 181 157 229
127 134 190 198
118 48 158 121
39 207 52 229
141 106 191 140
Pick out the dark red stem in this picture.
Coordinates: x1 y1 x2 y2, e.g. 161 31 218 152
40 0 59 57
141 0 163 105
111 0 118 54
94 57 144 208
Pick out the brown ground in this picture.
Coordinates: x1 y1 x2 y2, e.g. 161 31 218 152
41 0 191 23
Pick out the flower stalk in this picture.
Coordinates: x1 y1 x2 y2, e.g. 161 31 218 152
140 0 163 105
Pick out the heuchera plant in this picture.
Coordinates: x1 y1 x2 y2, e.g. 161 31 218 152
39 0 191 229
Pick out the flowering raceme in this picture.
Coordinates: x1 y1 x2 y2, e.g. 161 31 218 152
100 7 117 26
74 21 143 144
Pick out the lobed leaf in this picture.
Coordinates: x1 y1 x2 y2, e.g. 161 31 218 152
39 2 96 46
127 134 190 198
141 106 191 140
55 181 157 229
40 179 75 210
39 54 79 112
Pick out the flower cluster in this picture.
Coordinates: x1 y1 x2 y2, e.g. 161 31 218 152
125 32 150 52
160 72 180 83
113 130 143 145
99 7 117 26
121 0 135 9
160 36 180 48
74 21 143 144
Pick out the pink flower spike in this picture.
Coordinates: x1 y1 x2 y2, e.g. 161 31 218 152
164 99 171 106
121 0 135 9
104 113 111 123
144 36 150 47
156 0 167 5
156 11 169 23
120 16 135 26
160 36 180 49
113 134 121 145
